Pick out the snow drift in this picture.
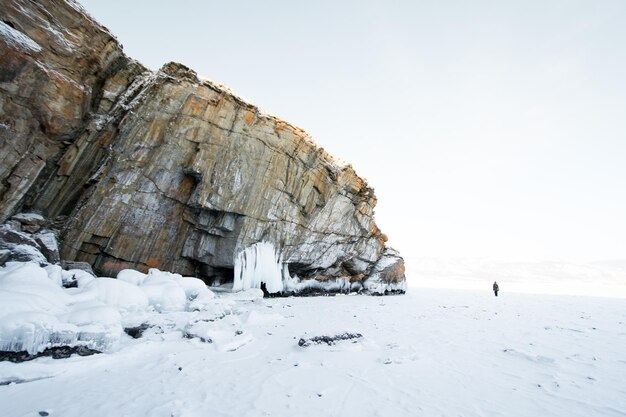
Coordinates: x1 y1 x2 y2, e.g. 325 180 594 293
0 262 216 357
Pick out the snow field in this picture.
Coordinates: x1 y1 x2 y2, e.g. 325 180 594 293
1 287 625 417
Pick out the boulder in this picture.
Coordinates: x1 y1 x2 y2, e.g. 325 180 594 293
11 213 45 233
11 213 44 225
0 225 40 249
34 232 61 264
5 244 48 266
60 261 97 278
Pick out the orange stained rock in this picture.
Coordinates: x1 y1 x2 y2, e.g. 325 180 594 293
273 121 286 135
182 94 209 117
244 110 255 125
144 258 160 268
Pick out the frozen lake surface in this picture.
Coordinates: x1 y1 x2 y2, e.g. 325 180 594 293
1 286 625 417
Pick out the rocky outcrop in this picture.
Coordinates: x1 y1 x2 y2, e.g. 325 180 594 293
0 0 405 293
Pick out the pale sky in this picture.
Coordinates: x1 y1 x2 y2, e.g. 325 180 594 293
80 0 626 263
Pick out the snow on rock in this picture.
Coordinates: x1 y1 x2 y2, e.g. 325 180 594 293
0 262 70 310
184 315 253 352
61 306 122 352
10 213 45 226
44 264 63 287
362 248 407 295
283 275 358 294
117 268 214 312
0 21 42 53
140 280 187 313
143 268 183 284
233 242 284 293
34 232 60 264
61 269 96 288
362 276 407 295
116 269 147 286
60 261 96 277
0 224 40 247
0 287 69 319
4 244 48 265
82 278 149 312
0 262 229 357
187 291 223 312
178 277 214 300
134 269 188 312
0 249 10 265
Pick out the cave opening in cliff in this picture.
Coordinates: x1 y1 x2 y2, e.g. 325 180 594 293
202 266 234 287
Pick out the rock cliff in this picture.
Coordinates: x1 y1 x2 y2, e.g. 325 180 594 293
0 0 406 294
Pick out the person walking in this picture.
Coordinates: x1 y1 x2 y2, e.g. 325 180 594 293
493 281 499 297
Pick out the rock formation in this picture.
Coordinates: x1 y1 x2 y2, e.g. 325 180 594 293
0 0 406 294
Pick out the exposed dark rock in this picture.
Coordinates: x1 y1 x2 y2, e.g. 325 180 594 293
298 332 363 347
123 323 151 339
0 346 101 362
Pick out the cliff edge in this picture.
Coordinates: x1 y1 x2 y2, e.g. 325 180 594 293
0 0 406 294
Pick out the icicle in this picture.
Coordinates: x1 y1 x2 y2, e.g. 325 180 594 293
232 242 284 293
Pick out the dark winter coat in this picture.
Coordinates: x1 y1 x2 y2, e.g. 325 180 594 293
493 282 499 291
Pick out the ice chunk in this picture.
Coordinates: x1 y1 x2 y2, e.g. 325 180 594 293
61 306 122 352
233 242 284 293
0 312 78 354
82 278 149 312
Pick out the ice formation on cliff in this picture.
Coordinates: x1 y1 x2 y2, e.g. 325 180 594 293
232 242 285 294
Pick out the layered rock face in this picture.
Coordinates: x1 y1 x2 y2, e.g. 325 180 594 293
0 0 406 293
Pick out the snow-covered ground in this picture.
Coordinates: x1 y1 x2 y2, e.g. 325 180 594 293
1 282 625 417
